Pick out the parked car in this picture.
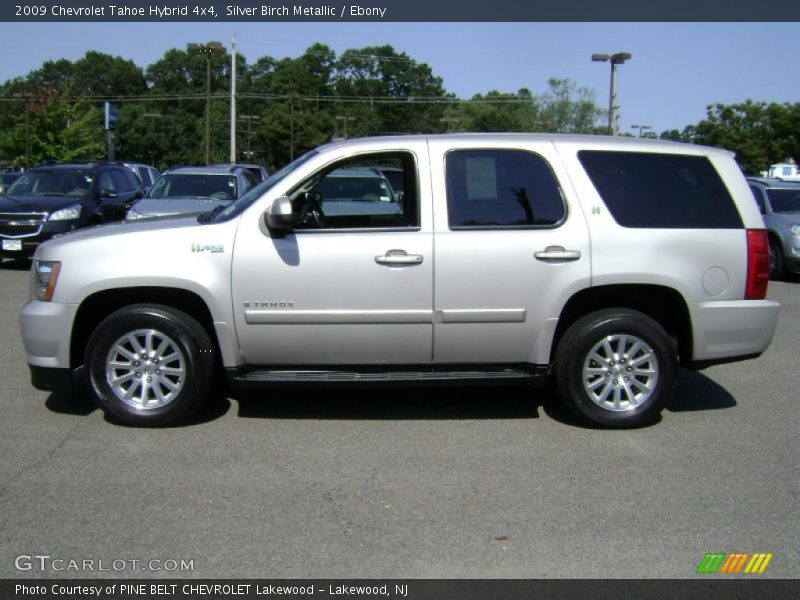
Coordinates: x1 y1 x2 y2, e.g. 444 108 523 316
212 163 270 183
747 177 800 277
308 167 400 220
0 171 22 195
21 134 778 428
0 161 144 259
122 162 160 193
125 165 257 221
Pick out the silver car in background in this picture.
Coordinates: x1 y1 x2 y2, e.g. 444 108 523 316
747 177 800 277
126 165 257 220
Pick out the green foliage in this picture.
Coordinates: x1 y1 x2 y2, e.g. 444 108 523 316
0 45 606 170
662 101 800 174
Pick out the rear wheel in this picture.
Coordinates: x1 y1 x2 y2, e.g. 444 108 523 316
554 309 677 428
85 305 215 426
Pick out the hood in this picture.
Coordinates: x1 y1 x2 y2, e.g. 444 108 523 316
132 197 230 218
0 193 83 213
40 214 203 249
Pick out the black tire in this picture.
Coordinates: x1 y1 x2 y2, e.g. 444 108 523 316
85 304 215 426
768 237 784 279
554 309 677 428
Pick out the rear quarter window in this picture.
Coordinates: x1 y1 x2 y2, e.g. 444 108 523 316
578 151 743 229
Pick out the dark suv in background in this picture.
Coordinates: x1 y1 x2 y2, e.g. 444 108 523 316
0 161 144 259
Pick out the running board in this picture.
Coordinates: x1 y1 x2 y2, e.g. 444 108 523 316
226 364 550 390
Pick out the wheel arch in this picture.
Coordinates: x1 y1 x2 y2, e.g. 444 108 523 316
70 287 220 371
551 284 693 366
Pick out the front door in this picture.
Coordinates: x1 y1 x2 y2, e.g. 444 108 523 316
232 145 434 365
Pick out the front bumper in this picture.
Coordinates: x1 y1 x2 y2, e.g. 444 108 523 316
0 219 77 259
20 299 78 370
689 299 780 364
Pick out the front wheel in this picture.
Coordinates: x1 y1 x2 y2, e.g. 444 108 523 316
85 305 215 426
554 309 677 428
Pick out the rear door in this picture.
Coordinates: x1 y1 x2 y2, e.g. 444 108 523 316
428 138 591 365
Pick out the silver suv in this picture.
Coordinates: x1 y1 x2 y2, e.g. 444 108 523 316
20 134 779 428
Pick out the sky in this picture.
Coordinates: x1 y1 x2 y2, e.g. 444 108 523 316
0 21 798 134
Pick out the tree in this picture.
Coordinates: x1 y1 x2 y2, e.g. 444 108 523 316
686 101 800 174
0 86 104 165
334 45 449 135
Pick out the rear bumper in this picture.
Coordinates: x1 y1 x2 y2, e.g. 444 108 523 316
689 299 780 363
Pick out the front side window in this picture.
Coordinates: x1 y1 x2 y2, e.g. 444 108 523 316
289 152 418 230
445 149 565 228
578 151 743 229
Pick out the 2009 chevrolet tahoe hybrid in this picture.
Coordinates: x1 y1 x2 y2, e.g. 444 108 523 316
20 134 780 427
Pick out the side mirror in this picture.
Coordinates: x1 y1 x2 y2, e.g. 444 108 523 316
264 195 294 236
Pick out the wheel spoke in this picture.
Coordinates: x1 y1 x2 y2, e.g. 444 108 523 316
582 333 660 412
106 328 186 411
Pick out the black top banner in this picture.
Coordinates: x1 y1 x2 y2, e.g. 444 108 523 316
2 0 799 22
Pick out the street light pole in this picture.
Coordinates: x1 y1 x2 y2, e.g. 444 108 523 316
187 41 226 165
591 52 632 136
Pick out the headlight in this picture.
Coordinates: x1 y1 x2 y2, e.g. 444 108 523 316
125 208 145 220
34 260 61 302
789 224 800 236
48 205 81 221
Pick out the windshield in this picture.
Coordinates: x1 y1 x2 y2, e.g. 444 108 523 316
766 188 800 213
148 173 237 200
210 150 319 223
7 169 92 197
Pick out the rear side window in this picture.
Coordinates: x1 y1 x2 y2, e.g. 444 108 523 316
446 149 565 228
578 151 743 229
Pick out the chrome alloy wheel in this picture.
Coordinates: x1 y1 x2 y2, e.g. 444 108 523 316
581 334 659 412
105 329 186 410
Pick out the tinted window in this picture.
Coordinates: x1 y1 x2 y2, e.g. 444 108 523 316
110 170 132 193
97 172 116 195
446 150 565 228
749 185 766 214
136 166 152 186
765 188 800 213
579 151 743 229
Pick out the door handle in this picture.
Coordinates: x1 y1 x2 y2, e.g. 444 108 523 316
534 246 581 262
375 249 424 266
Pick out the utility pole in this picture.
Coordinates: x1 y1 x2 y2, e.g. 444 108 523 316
230 34 237 163
335 115 355 139
13 94 30 168
187 41 226 165
239 115 259 160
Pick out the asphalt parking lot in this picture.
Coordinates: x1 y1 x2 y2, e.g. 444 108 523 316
0 261 797 579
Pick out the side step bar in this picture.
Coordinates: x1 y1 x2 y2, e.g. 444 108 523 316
226 364 550 390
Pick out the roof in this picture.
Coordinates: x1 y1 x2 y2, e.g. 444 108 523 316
327 167 385 179
164 166 239 176
747 176 800 189
318 132 721 156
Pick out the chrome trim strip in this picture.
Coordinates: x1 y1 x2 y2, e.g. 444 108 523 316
245 309 433 325
439 309 527 323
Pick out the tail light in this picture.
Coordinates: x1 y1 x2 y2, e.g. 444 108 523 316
745 229 769 300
